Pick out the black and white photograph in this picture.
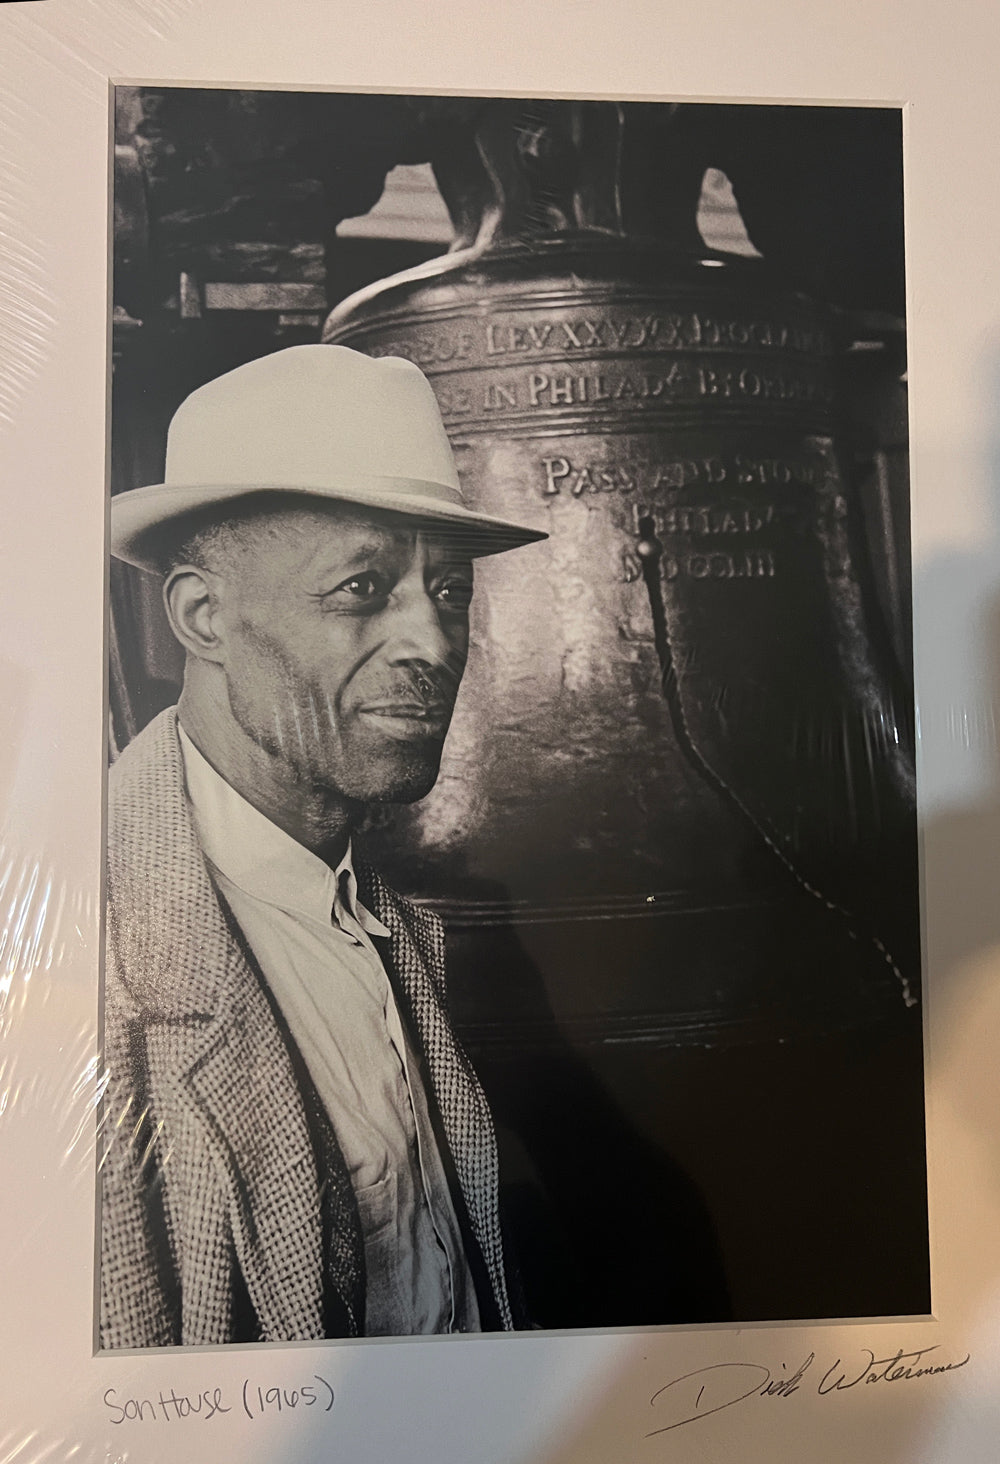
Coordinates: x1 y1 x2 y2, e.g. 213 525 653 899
102 87 927 1348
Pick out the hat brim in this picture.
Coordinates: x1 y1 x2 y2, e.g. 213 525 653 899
110 478 548 573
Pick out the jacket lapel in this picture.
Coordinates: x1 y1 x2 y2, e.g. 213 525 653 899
109 708 362 1340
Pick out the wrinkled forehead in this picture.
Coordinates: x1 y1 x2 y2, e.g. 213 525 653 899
174 494 468 556
243 498 421 554
168 493 476 575
251 499 478 565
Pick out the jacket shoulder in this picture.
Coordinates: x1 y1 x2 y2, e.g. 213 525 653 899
355 858 447 991
356 859 442 929
108 708 181 826
106 707 221 1015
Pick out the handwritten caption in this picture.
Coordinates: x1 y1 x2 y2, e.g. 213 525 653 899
103 1375 334 1425
647 1345 971 1436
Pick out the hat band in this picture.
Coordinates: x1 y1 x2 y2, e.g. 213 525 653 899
163 471 466 507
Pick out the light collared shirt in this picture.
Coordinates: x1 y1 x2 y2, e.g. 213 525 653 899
178 723 480 1336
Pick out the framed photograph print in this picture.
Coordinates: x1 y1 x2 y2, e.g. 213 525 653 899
1 1 999 1461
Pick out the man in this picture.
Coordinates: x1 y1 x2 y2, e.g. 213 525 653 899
100 344 545 1348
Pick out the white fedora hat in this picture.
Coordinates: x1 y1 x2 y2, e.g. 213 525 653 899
110 344 547 572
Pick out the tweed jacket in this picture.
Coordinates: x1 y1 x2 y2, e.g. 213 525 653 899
100 707 512 1348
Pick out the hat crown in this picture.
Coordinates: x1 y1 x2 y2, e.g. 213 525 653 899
165 344 462 495
110 343 547 573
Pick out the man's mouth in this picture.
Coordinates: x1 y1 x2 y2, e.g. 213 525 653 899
357 701 452 736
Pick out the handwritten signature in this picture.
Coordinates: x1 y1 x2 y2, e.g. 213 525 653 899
647 1346 971 1436
103 1374 335 1425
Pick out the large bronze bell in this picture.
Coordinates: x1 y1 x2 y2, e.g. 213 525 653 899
324 99 917 1044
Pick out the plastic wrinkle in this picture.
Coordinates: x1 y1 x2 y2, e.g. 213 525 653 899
91 0 199 48
0 850 61 1007
66 1055 111 1169
13 0 196 90
0 1429 107 1464
0 838 105 1192
0 1 195 433
0 85 55 433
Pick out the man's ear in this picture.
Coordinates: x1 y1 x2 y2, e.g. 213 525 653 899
163 565 226 663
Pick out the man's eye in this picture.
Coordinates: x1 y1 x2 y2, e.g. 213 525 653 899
436 580 474 610
331 572 388 600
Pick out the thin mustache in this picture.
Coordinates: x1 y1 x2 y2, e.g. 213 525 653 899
365 666 461 708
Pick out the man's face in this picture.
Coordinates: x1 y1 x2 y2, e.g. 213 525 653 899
210 503 473 805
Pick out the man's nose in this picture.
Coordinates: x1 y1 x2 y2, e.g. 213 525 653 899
385 587 463 672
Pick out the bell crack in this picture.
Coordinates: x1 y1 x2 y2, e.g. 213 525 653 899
633 517 914 1006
